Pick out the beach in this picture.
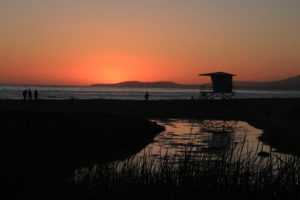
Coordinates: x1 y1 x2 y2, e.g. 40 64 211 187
1 98 300 199
1 98 300 154
0 103 164 199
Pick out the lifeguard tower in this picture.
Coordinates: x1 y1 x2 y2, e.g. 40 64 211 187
198 72 236 99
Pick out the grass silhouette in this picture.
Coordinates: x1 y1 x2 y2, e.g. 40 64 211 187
71 141 300 200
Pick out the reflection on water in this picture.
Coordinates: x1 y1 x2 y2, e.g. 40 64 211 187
74 119 291 185
136 119 279 160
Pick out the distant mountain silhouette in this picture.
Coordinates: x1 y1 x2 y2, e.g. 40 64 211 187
91 81 200 89
91 75 300 90
234 74 300 90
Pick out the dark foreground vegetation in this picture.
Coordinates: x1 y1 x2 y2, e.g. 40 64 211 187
71 143 300 200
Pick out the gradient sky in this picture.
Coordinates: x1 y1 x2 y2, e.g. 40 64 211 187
1 0 300 85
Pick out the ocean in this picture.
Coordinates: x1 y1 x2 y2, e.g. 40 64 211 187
0 84 300 100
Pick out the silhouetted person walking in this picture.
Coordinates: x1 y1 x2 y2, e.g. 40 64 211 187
144 92 149 101
34 90 38 100
22 90 28 100
28 89 32 100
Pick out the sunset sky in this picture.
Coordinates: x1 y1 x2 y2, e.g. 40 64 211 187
1 0 300 85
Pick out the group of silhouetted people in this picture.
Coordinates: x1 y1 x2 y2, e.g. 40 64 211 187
23 89 38 100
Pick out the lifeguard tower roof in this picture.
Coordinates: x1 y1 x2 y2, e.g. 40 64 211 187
198 72 236 93
198 72 236 77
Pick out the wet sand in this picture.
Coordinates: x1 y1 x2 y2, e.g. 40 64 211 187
0 98 299 156
0 98 299 119
0 99 300 152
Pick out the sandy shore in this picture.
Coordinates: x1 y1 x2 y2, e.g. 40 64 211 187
0 103 164 199
1 98 299 199
0 98 299 119
1 98 300 155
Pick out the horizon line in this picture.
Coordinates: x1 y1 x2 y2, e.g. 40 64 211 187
0 74 299 87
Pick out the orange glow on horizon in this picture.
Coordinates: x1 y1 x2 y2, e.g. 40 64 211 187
0 49 299 85
1 1 299 85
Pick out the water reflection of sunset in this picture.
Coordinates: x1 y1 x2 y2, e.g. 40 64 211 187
137 119 279 161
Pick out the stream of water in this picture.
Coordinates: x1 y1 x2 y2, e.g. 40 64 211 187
135 119 286 161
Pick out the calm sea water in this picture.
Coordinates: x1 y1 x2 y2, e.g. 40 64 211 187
0 84 300 100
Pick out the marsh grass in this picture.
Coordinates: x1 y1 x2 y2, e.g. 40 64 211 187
70 140 300 200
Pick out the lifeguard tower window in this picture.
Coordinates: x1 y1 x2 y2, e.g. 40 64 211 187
198 72 236 99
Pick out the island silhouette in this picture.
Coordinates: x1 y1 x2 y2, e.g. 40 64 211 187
91 74 300 90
